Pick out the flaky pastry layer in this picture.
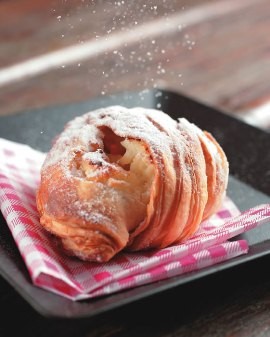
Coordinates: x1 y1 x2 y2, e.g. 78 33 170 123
36 106 229 262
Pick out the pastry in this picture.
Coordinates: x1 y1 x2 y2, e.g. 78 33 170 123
36 106 229 262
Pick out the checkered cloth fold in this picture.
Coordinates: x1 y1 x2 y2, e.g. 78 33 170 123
0 138 269 300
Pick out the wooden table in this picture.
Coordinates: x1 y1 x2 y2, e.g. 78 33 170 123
1 0 270 130
0 1 270 336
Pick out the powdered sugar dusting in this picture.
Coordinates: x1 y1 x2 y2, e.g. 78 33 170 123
178 118 219 160
42 106 181 175
91 105 174 156
43 117 103 170
38 106 229 261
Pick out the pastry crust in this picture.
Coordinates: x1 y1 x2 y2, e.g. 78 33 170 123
36 106 229 262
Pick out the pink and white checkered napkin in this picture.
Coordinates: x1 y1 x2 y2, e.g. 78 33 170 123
0 137 270 301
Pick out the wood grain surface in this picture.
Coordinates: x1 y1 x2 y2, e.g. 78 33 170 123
0 0 270 130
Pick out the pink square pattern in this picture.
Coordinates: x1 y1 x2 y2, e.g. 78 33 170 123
0 138 269 301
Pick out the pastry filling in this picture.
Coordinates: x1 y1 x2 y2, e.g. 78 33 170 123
78 127 155 232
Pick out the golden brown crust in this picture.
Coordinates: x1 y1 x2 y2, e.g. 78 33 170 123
36 106 229 262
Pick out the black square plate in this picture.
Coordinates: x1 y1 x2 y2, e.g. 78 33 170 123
0 89 269 318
